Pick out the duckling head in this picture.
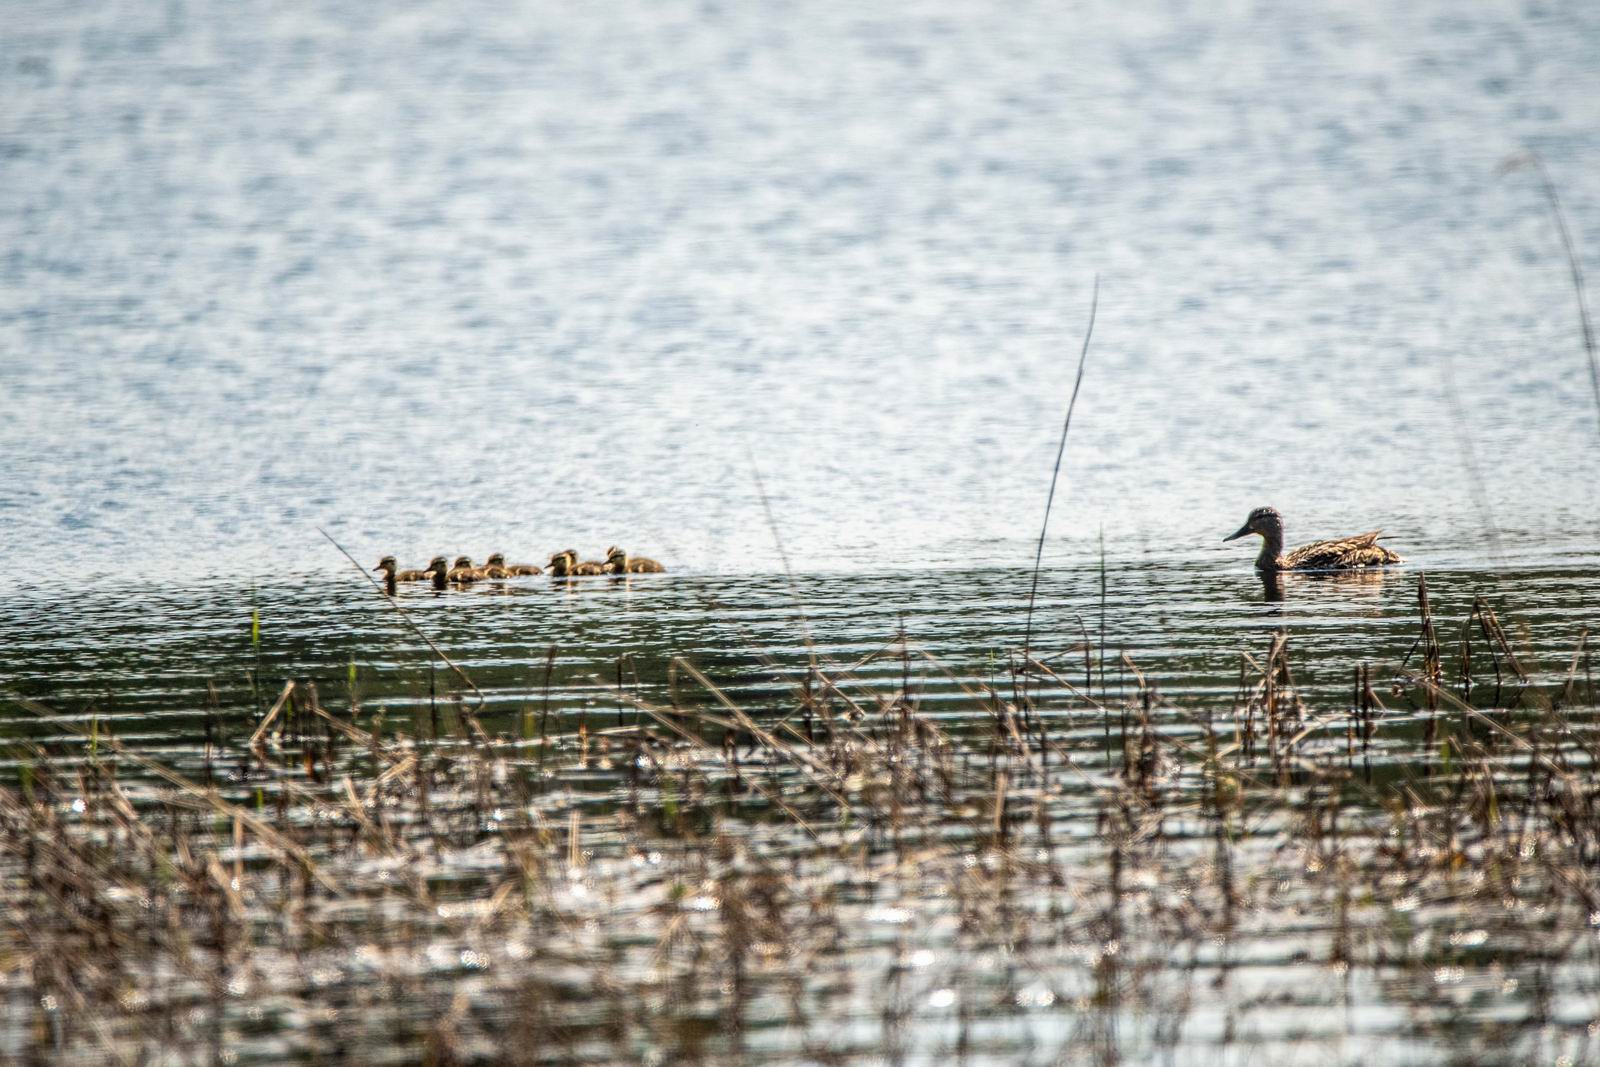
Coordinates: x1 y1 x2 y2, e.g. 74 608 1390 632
1224 506 1284 543
452 556 474 569
605 546 625 561
374 555 397 572
486 553 506 566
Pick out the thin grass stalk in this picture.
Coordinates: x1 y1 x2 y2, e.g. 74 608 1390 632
1022 274 1100 672
1502 151 1600 440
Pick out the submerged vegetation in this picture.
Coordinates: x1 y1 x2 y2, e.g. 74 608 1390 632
1 569 1597 1065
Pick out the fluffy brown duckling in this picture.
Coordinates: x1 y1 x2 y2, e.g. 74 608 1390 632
426 556 450 590
485 552 541 578
603 546 666 574
375 555 437 580
448 556 486 583
549 548 604 576
480 553 513 580
571 550 607 575
1224 506 1403 572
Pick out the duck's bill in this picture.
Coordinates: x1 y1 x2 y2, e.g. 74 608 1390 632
1223 524 1252 542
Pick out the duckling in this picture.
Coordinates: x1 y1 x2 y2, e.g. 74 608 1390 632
570 548 607 576
603 546 666 574
374 555 400 595
549 548 604 575
427 556 450 590
448 556 486 583
484 552 542 578
507 556 543 576
1224 506 1403 572
480 553 514 580
377 555 443 582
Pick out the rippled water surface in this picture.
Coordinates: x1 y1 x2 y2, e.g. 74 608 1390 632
2 0 1599 578
4 562 1600 1063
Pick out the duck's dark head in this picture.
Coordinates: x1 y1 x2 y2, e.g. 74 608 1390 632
452 556 474 569
486 553 506 566
1224 506 1284 543
374 555 397 572
605 546 625 562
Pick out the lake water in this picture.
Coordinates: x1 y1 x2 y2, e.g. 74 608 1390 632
2 0 1598 580
3 1 1600 1064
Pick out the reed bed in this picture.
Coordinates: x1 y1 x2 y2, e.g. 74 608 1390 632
1 575 1597 1065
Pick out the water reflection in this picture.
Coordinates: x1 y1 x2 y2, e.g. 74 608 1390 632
1261 566 1397 604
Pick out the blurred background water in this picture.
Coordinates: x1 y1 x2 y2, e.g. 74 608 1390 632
2 0 1597 583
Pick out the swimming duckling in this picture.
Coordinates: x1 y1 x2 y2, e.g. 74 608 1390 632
603 546 666 574
570 549 607 576
448 556 485 583
1224 506 1403 572
480 553 513 580
426 556 450 590
485 552 541 578
374 555 401 595
378 555 443 582
549 548 604 575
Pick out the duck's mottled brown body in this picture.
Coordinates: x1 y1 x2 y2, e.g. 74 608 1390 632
1225 506 1402 572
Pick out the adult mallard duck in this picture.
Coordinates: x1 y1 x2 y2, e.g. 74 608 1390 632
1224 506 1402 571
603 546 666 574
